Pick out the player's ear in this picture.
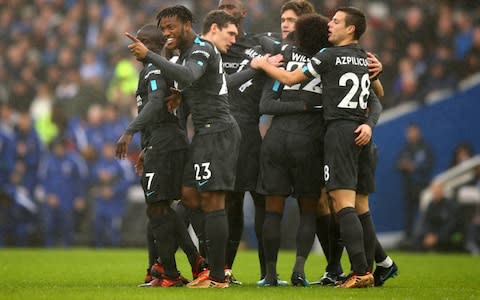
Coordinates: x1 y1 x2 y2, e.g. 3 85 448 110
210 23 219 34
346 24 356 35
183 20 193 32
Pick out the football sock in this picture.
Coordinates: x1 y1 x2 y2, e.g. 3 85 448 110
293 211 316 274
205 209 228 282
358 211 377 271
375 237 388 264
189 206 207 258
253 193 266 278
326 216 344 274
225 215 243 269
377 256 393 268
173 208 200 268
225 192 244 269
146 221 157 268
316 214 331 262
337 207 368 274
150 207 179 278
263 211 282 282
174 200 190 227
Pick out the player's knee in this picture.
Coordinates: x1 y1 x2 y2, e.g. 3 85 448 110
146 202 171 219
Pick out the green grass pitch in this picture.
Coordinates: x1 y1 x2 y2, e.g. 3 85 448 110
1 248 479 299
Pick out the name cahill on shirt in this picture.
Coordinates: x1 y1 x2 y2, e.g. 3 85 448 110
335 56 368 66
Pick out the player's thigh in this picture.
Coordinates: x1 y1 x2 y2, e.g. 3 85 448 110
324 121 361 192
143 148 186 203
191 124 241 192
288 134 323 199
234 125 262 192
256 128 291 196
357 142 377 195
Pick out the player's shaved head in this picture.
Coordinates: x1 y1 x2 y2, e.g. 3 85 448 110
136 24 165 54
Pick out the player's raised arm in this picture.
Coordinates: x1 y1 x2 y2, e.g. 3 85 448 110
126 32 204 86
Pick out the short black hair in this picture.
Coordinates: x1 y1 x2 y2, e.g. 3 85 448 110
156 5 194 27
136 24 165 52
336 6 366 40
295 13 331 55
201 10 238 35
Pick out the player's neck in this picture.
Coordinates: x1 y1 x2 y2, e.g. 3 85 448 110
237 21 245 38
336 37 358 47
180 31 197 52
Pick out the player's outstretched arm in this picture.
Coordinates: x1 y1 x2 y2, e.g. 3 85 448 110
126 32 201 86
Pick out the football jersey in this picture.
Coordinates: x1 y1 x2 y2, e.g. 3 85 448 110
304 44 371 123
222 32 281 126
269 44 324 137
127 62 188 151
176 36 234 132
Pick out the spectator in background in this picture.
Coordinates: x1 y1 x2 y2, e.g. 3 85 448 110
0 102 16 246
13 111 43 199
453 9 474 60
414 181 461 252
460 165 480 255
38 137 88 247
79 48 105 83
91 142 134 247
419 57 457 100
459 25 480 80
395 5 433 56
449 143 474 168
397 123 434 243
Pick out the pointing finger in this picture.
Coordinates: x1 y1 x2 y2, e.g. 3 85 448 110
125 32 140 42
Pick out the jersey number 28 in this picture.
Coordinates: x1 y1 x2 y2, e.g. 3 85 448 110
337 72 370 109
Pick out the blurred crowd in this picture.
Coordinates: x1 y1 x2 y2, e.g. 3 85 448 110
1 0 480 247
396 125 480 255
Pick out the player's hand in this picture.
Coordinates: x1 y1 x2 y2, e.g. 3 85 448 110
250 54 271 70
115 133 133 159
125 32 148 60
367 52 382 80
354 124 372 146
165 87 181 113
134 149 145 175
267 53 284 67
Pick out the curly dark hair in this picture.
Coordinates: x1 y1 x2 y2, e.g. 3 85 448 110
295 13 331 55
156 5 194 27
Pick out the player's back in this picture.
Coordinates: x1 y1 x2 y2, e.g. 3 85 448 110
270 44 324 137
308 44 370 124
136 63 187 151
222 33 268 126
